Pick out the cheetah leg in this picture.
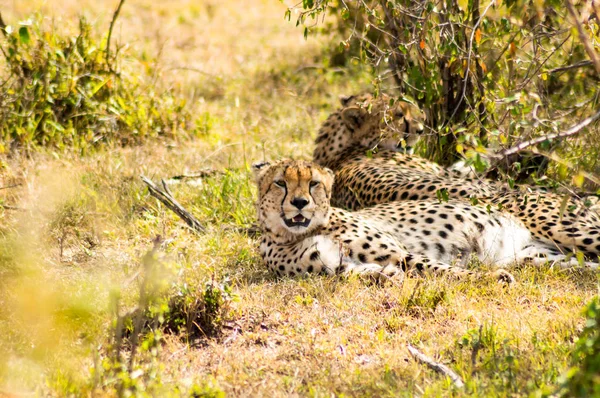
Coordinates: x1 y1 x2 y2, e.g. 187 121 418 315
404 254 515 284
448 159 477 177
515 245 599 269
497 193 600 258
341 261 405 283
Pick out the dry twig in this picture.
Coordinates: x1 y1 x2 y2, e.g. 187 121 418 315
407 343 465 388
566 0 600 75
169 168 224 180
0 183 21 190
140 175 206 233
106 0 126 69
0 13 7 37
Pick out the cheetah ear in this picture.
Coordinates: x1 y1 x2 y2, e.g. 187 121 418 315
324 167 335 178
251 161 271 181
322 167 335 190
339 94 356 107
397 102 411 118
341 106 366 131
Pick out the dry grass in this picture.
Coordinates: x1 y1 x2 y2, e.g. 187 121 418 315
0 0 598 396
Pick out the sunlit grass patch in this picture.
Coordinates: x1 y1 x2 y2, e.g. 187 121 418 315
0 17 189 154
0 0 599 396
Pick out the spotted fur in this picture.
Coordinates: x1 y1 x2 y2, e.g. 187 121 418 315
253 160 600 284
313 94 600 260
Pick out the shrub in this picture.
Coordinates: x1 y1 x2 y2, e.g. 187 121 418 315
557 298 600 397
0 17 190 153
163 277 238 340
293 1 600 185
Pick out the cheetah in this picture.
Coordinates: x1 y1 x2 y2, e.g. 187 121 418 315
252 159 597 283
313 94 600 260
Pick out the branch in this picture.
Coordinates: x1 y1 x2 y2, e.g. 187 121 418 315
140 175 206 233
448 0 496 123
106 0 126 69
407 343 465 388
566 0 600 75
548 60 593 74
496 109 600 158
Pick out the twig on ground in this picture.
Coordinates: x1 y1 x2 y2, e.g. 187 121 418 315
407 343 465 388
0 13 7 37
0 183 21 190
0 204 24 211
140 175 206 233
167 66 218 77
495 109 600 158
106 0 126 69
221 224 262 238
169 168 224 180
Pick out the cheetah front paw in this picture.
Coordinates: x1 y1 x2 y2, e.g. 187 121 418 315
378 264 405 285
491 269 515 285
346 263 405 285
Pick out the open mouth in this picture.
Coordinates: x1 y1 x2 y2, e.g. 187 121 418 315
284 214 311 228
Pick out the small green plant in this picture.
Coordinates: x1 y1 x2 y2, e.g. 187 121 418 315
400 280 448 318
92 241 174 396
90 240 237 395
0 17 190 153
48 196 97 260
557 298 600 397
163 276 238 340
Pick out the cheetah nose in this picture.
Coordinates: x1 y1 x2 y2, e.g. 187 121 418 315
291 197 309 209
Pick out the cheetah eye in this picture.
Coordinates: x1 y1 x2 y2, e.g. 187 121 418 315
309 181 319 188
274 180 286 188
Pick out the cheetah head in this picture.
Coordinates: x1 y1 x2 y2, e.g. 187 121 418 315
340 93 426 154
252 159 334 242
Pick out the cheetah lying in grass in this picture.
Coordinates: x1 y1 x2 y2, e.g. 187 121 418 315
313 93 600 261
252 159 598 283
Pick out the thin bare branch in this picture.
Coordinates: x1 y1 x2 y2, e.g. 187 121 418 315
548 60 594 74
497 109 600 158
407 343 465 388
106 0 126 69
448 0 496 123
566 0 600 75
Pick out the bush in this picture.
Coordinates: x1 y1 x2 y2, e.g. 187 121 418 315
293 1 600 185
0 17 190 153
92 244 237 395
163 277 238 340
557 298 600 397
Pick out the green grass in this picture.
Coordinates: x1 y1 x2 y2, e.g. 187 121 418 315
0 0 599 396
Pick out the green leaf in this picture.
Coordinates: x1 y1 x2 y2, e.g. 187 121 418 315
341 8 350 20
18 26 30 44
558 194 570 220
436 188 449 203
